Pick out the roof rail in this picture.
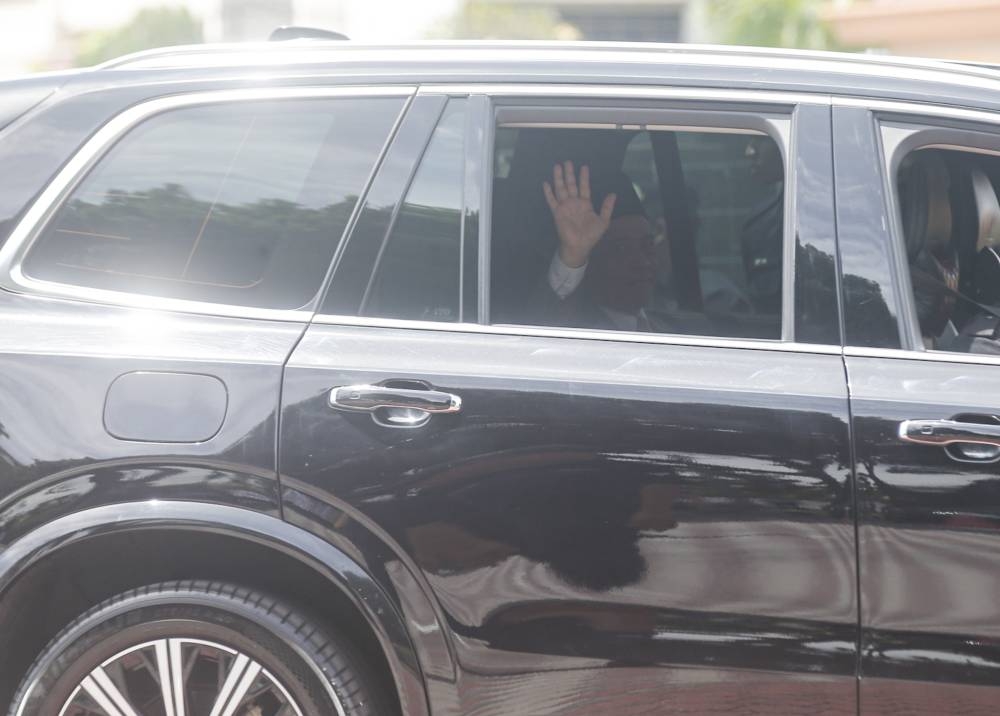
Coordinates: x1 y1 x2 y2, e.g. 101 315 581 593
94 41 1000 89
953 60 1000 72
269 26 349 42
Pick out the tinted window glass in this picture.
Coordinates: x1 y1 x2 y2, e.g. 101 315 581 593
491 125 784 339
23 97 403 310
359 99 465 322
896 146 1000 355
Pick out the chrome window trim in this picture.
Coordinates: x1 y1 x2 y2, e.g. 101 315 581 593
0 85 417 322
844 345 1000 367
311 313 842 355
781 108 799 342
419 84 831 106
834 96 1000 127
477 97 495 325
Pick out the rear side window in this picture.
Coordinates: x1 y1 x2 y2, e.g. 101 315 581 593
491 121 785 340
22 97 404 310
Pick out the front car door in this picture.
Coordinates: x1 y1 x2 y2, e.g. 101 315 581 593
280 86 858 714
835 100 1000 714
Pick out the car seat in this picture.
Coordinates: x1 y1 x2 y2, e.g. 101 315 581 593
898 151 960 345
969 168 1000 307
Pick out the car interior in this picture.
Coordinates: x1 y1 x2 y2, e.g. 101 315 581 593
897 147 1000 353
490 123 786 340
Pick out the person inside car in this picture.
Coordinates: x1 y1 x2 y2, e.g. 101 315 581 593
740 136 784 315
539 160 659 331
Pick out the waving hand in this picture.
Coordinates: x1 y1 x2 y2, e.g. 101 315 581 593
543 161 617 268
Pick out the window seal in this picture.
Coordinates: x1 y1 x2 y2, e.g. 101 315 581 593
845 344 1000 367
0 85 417 322
462 94 489 324
478 99 496 325
480 97 795 343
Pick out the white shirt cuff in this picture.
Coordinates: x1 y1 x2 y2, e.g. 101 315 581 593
548 252 587 299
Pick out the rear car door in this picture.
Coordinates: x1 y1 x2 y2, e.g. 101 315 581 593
280 87 857 714
835 101 1000 714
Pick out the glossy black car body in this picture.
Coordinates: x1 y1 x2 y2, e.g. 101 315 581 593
1 41 999 715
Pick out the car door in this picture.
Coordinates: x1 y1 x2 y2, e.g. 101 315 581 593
280 87 857 715
835 102 1000 715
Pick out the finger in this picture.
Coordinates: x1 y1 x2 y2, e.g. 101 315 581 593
599 193 617 224
553 163 568 201
580 164 591 200
543 181 558 211
564 160 578 197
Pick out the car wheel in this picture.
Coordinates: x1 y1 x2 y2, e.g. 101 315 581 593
9 580 389 716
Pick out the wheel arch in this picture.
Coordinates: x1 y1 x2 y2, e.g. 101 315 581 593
0 501 432 716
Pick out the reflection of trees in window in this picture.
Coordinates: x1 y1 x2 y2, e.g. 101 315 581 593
795 242 896 347
23 97 405 310
27 184 359 310
362 201 462 322
843 273 897 347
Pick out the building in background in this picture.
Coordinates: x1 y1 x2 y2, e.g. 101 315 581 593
485 0 710 43
825 0 1000 62
7 0 1000 77
0 0 446 75
203 0 346 43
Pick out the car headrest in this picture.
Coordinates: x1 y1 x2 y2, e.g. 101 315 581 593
898 152 959 339
971 168 1000 252
899 152 953 263
974 246 1000 306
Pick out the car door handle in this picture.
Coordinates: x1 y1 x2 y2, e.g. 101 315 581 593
898 418 1000 447
330 384 461 416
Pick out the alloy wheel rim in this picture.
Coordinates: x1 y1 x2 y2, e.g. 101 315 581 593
58 637 305 716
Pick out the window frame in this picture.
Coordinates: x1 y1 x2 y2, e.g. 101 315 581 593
311 84 842 356
480 90 797 344
0 85 416 322
855 97 1000 363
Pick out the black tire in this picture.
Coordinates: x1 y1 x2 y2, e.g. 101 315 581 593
9 580 391 716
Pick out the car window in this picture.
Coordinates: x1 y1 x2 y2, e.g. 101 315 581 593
894 145 1000 355
490 123 785 340
360 99 466 322
22 97 404 310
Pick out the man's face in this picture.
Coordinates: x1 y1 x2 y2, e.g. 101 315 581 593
747 138 783 184
588 214 657 313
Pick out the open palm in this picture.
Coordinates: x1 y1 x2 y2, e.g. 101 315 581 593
544 160 617 268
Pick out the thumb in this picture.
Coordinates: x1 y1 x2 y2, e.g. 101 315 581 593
599 193 617 223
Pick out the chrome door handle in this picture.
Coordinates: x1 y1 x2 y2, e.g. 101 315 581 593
330 384 461 428
330 384 461 413
899 418 1000 447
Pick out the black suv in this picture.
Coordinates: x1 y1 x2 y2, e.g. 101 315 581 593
1 40 999 716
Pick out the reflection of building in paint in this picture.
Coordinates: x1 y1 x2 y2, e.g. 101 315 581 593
479 0 710 43
825 0 1000 62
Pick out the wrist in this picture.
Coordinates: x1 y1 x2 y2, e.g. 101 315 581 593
558 245 589 269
